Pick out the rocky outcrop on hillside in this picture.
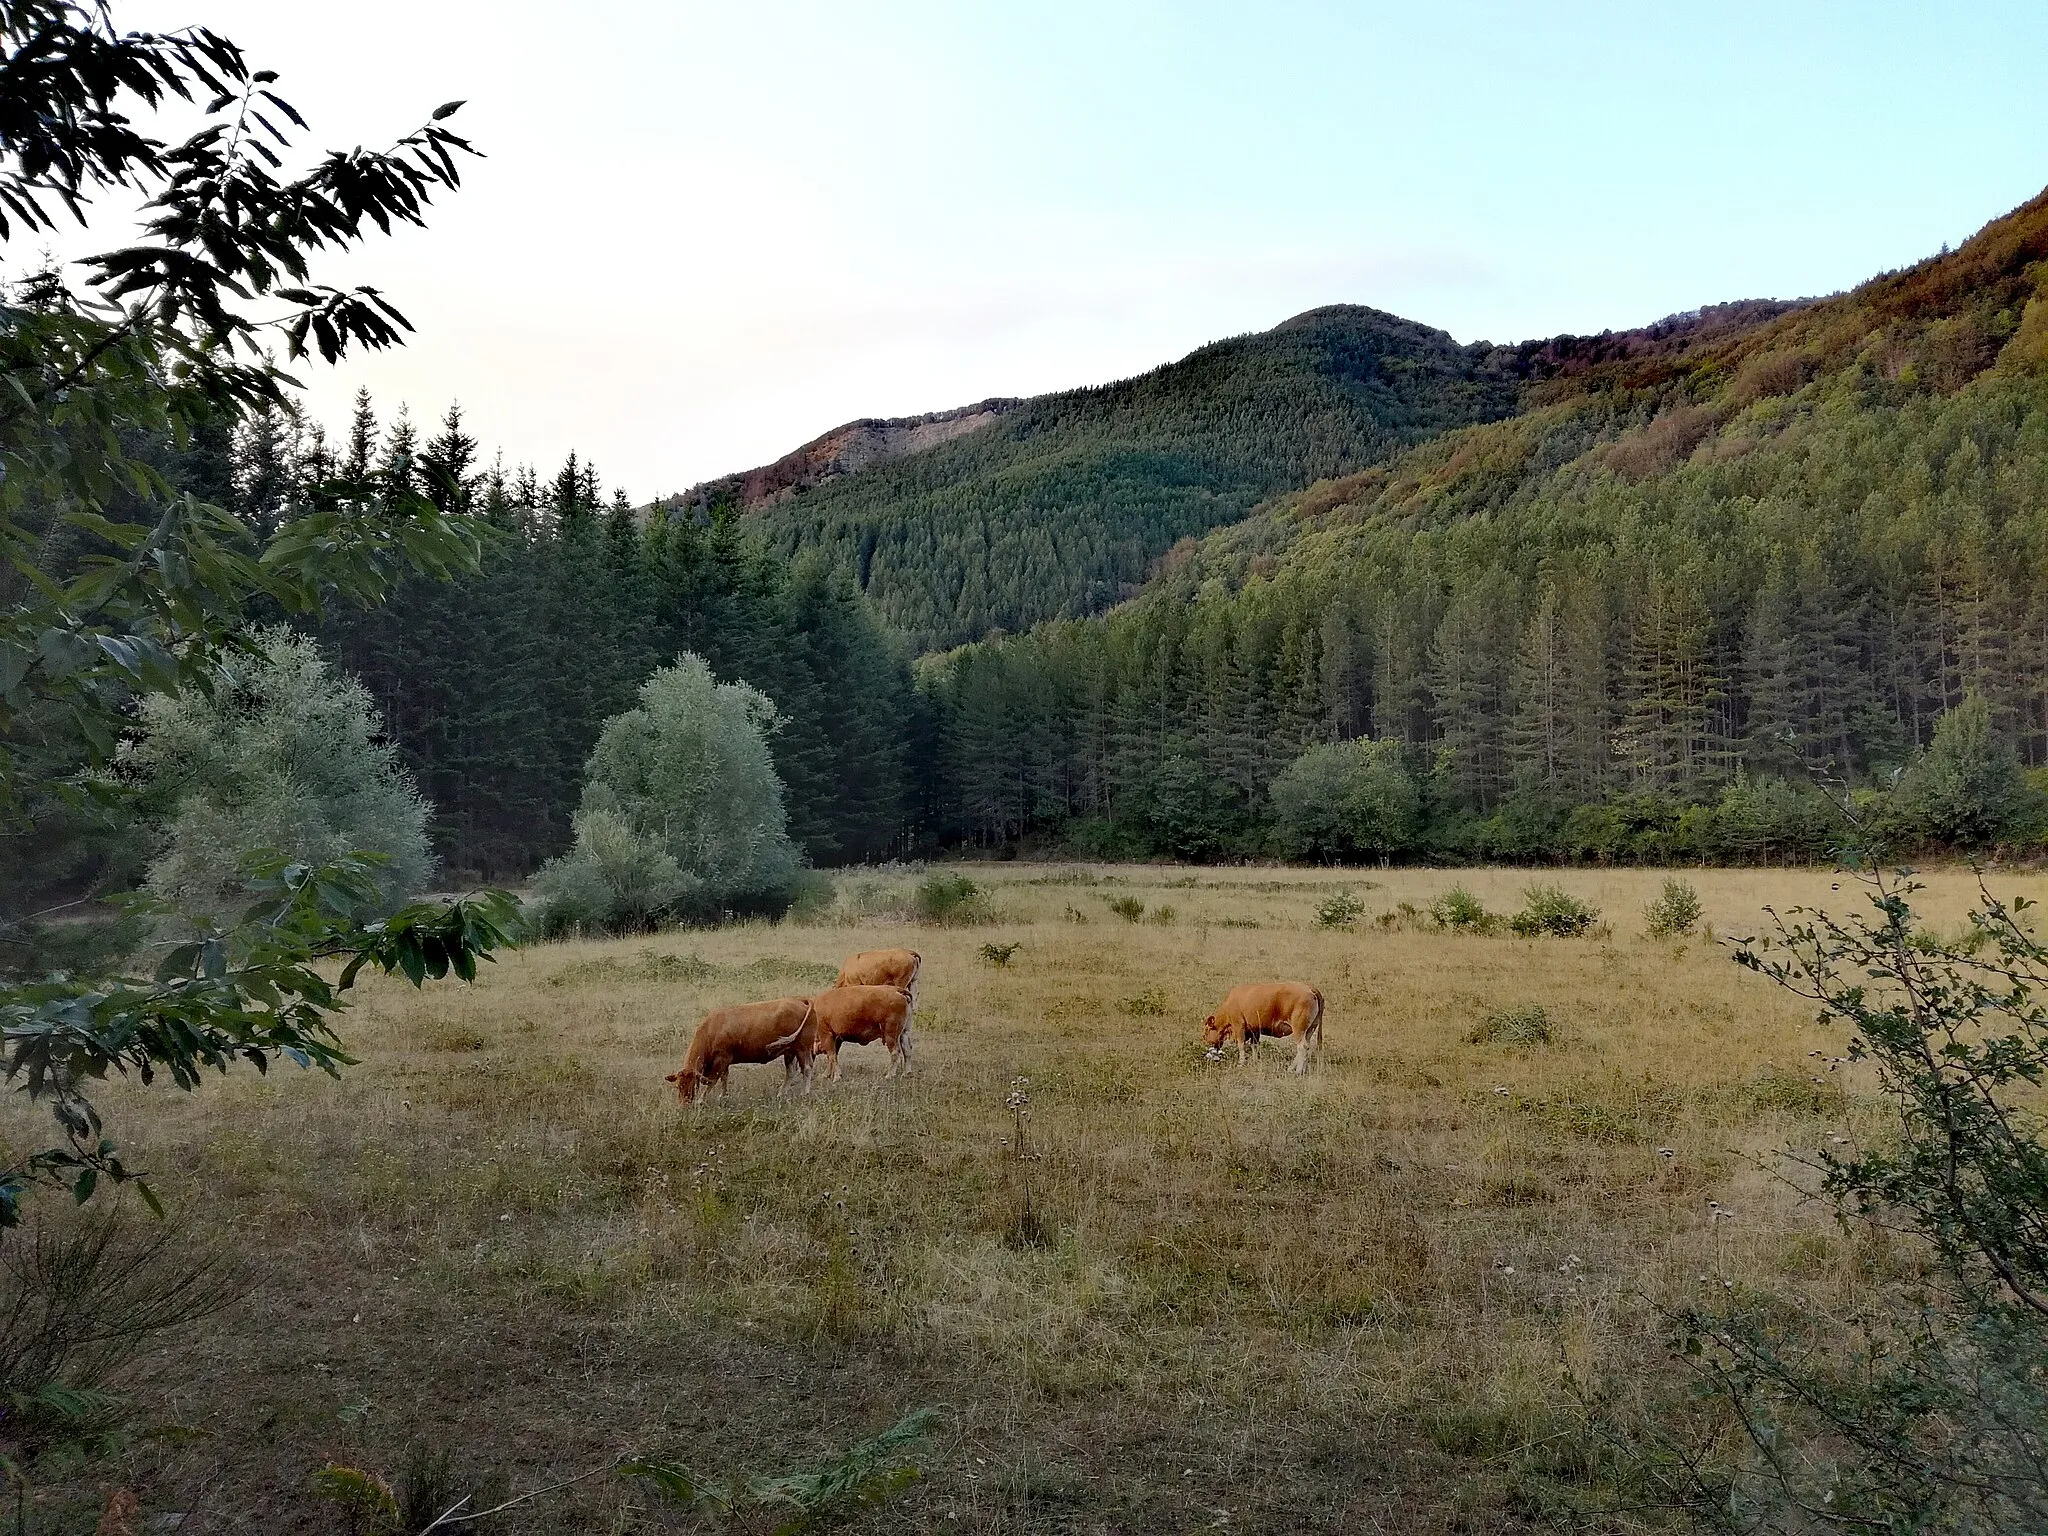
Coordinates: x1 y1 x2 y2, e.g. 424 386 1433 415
672 398 1020 514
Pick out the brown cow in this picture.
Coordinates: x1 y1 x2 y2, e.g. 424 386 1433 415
1201 981 1324 1073
835 947 921 1005
666 996 815 1104
805 983 915 1081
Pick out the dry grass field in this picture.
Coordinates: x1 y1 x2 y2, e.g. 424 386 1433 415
11 862 2047 1534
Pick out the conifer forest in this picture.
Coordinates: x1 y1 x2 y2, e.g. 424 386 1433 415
216 190 2048 882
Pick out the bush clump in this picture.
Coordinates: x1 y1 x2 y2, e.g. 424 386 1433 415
1269 738 1421 861
1314 889 1368 929
132 627 433 923
1430 887 1496 933
916 872 990 925
1468 1004 1554 1046
1105 896 1145 923
1118 987 1169 1017
1643 877 1703 938
1509 884 1600 938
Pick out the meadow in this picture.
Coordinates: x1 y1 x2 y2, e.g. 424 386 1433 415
13 862 2045 1534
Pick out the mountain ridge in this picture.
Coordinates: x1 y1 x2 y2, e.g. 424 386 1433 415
659 300 1817 650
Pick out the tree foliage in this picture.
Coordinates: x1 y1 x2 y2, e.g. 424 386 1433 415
306 414 914 880
130 628 433 921
0 2 514 1227
1268 737 1420 861
714 306 1530 648
534 656 801 932
910 191 2048 864
1676 872 2048 1531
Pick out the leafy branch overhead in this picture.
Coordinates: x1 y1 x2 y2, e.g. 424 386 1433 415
0 1 513 1229
1 855 521 1225
1 0 483 821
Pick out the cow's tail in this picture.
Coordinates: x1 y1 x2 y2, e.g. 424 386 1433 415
1308 987 1325 1065
770 1000 815 1058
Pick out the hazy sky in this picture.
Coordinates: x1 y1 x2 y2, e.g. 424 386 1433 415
111 1 2048 497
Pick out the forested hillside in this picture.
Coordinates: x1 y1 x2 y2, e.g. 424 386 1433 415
718 307 1533 648
915 188 2048 862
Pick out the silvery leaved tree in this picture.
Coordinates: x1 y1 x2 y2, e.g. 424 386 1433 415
534 655 802 932
0 0 519 1227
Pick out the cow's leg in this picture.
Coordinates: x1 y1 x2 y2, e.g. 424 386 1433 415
1233 1021 1248 1067
1292 1027 1309 1075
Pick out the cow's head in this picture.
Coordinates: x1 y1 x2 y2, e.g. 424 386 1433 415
1200 1013 1225 1047
665 1067 701 1103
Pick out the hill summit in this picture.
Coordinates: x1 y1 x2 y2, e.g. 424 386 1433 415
663 300 1816 651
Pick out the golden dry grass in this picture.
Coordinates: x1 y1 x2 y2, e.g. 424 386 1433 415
10 862 2045 1533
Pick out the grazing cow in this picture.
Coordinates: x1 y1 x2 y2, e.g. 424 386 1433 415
806 983 915 1081
1202 981 1324 1073
666 996 815 1104
835 947 921 1005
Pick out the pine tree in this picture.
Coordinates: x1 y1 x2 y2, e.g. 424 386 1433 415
420 403 479 515
342 387 377 481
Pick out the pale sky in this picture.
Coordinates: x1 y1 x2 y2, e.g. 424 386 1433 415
114 1 2048 499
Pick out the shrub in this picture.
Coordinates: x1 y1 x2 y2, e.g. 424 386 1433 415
1467 1004 1554 1046
1890 692 2031 847
978 941 1021 968
1430 887 1495 933
1269 738 1421 861
0 1211 239 1477
783 869 837 923
1105 896 1145 923
531 808 696 936
1314 889 1368 929
131 628 432 922
1643 877 1702 938
1119 987 1169 1017
1508 884 1599 938
915 872 989 925
1149 904 1177 925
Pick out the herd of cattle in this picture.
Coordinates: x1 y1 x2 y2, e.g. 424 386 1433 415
664 949 1326 1101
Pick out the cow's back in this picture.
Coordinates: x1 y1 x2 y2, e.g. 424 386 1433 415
835 948 921 992
1222 980 1318 1034
694 996 811 1061
812 983 911 1042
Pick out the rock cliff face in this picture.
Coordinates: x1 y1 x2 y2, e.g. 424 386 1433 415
675 398 1020 513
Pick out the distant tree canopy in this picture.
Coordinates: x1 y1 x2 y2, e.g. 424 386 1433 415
298 399 913 881
101 190 2048 885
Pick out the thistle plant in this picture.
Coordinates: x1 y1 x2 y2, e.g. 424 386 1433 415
1002 1076 1048 1248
